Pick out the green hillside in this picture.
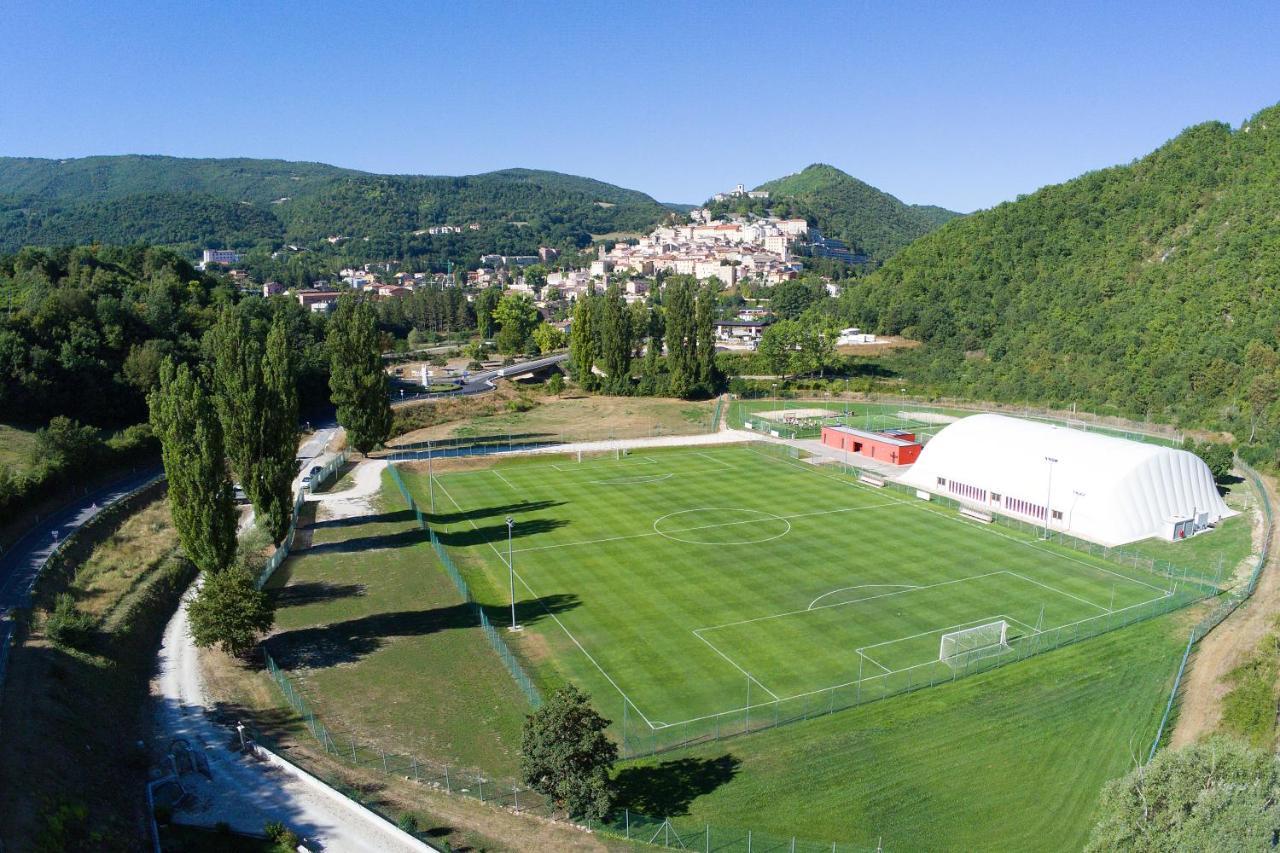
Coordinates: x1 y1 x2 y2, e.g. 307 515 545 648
841 102 1280 456
754 163 962 262
0 156 674 258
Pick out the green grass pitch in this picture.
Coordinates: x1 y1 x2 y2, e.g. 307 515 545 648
404 444 1196 737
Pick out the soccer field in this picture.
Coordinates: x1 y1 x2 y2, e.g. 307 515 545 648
400 444 1205 749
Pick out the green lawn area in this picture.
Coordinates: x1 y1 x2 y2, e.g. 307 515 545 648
613 613 1187 852
402 445 1203 754
262 480 531 776
1123 473 1258 579
0 423 38 473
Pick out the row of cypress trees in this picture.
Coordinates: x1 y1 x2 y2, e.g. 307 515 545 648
569 277 719 398
147 292 391 656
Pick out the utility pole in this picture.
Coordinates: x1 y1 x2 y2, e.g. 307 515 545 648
1042 456 1058 539
507 515 518 630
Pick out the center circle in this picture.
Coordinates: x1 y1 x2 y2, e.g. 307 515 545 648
653 508 792 545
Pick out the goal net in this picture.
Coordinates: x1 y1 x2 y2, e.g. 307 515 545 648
939 620 1009 664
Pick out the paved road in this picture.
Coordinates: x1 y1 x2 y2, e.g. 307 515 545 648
0 467 162 713
393 352 567 405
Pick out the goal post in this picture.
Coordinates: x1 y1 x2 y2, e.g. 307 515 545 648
939 620 1009 664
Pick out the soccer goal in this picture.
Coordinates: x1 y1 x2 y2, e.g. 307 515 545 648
939 620 1009 664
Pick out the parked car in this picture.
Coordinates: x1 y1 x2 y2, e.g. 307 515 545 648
310 465 323 477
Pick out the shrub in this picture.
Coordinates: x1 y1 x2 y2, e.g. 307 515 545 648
45 594 95 649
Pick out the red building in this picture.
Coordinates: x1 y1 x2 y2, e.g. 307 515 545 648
820 425 923 466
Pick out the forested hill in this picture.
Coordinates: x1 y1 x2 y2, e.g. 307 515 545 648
840 103 1280 451
752 164 962 262
0 155 673 258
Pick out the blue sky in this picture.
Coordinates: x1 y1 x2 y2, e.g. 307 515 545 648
2 1 1278 212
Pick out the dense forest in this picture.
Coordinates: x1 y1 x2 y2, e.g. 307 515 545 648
744 164 962 263
0 245 330 428
0 157 675 262
840 102 1280 459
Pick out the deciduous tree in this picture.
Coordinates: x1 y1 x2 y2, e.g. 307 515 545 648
521 685 617 821
149 359 236 574
257 313 299 543
187 565 275 658
327 296 392 454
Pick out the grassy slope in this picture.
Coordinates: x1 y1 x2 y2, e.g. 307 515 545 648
616 613 1185 851
0 492 185 848
0 423 37 473
263 476 529 775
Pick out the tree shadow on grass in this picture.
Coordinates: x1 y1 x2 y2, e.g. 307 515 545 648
435 517 569 549
309 508 417 530
612 755 741 817
265 593 579 669
273 581 367 609
300 527 427 556
426 499 565 527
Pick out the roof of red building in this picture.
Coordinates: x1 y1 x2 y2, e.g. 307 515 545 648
824 425 920 447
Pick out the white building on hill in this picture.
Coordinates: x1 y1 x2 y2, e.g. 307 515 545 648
898 414 1234 546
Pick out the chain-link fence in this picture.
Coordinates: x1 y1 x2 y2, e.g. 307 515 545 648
1147 459 1274 760
386 411 723 462
387 462 542 706
753 441 1228 592
729 394 1185 447
255 451 349 589
261 649 880 852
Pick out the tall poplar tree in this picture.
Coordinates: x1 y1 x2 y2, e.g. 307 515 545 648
327 295 392 454
569 291 599 387
208 307 265 501
258 313 299 544
149 359 236 574
663 279 697 398
600 283 632 391
695 282 719 392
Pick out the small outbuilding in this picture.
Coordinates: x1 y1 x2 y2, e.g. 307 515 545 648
821 425 923 466
898 414 1235 546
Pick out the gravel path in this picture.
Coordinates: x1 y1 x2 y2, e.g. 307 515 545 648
153 583 434 851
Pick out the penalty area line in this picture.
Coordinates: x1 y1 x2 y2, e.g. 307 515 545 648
691 629 781 700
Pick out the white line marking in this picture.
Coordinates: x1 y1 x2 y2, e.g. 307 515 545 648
691 632 780 700
858 650 892 673
431 475 659 730
510 503 897 554
698 571 1011 633
493 469 517 491
1003 570 1109 613
808 581 921 607
694 451 736 470
586 473 675 486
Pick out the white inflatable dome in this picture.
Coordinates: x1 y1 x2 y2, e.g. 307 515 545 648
898 414 1234 546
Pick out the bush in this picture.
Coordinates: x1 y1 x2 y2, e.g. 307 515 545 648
45 593 95 649
397 813 420 833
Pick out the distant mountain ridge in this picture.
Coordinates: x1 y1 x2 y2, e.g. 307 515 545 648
0 155 673 256
752 164 962 262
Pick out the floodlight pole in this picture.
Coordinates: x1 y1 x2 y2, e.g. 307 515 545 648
507 515 517 629
1042 456 1058 539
